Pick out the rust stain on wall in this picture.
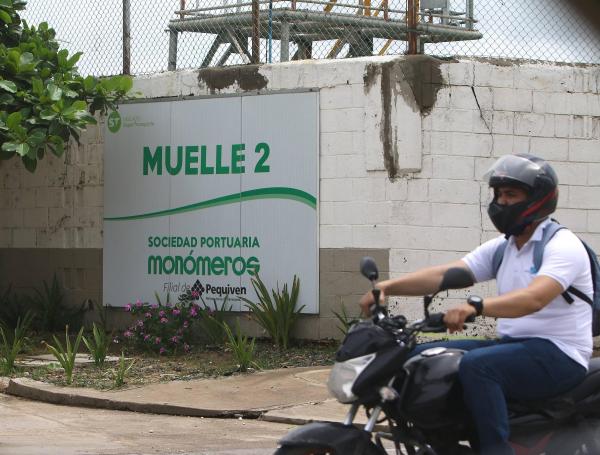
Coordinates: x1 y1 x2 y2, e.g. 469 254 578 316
364 56 450 179
198 65 268 93
380 62 399 179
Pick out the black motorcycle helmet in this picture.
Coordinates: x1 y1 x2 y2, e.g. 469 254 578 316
484 154 559 237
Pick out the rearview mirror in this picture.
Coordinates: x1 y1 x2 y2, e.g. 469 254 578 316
439 268 474 292
360 256 379 282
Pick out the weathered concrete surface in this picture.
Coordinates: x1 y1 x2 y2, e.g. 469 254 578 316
262 398 364 426
5 367 335 420
0 393 292 455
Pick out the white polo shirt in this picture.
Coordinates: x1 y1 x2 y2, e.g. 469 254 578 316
463 218 592 369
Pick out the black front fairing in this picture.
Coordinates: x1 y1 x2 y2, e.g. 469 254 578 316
351 344 409 397
336 321 396 362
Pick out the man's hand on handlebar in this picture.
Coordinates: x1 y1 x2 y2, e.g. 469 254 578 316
444 304 477 334
359 287 386 316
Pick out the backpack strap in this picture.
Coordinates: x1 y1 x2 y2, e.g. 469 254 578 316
492 240 508 277
492 220 592 306
534 221 593 306
566 286 592 305
491 221 564 277
531 221 565 274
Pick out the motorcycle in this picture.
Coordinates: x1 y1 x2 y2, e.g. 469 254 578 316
275 257 600 455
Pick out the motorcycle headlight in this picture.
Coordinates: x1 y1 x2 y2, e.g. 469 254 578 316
327 353 376 403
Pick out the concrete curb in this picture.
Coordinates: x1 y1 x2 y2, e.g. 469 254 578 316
2 367 340 426
5 378 264 419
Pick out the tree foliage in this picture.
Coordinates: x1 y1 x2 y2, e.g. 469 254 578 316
0 0 132 172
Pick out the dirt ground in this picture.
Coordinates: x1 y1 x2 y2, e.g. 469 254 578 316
12 339 338 389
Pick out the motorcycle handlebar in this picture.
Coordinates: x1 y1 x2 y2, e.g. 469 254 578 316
418 312 476 333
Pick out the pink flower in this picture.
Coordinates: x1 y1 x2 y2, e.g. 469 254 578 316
190 308 198 317
160 317 168 324
151 304 158 309
155 337 161 344
125 303 132 312
159 347 166 354
123 330 133 338
159 310 166 317
184 343 191 352
136 320 144 328
172 308 181 316
144 334 151 341
183 320 189 328
145 312 152 319
170 336 179 344
135 300 143 308
191 291 199 298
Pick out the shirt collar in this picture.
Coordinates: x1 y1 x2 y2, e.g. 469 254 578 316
507 217 552 249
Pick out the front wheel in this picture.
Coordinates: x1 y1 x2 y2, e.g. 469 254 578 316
274 447 334 455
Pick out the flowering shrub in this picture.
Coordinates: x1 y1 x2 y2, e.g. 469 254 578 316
121 296 201 355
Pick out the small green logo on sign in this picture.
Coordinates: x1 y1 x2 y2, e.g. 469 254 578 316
107 110 121 133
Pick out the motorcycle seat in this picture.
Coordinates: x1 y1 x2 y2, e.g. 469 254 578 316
508 357 600 419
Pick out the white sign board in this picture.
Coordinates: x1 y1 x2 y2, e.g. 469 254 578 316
103 92 319 313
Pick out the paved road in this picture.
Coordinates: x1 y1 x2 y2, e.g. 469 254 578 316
0 394 292 455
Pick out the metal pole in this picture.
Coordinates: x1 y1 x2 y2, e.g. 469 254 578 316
467 0 474 30
407 0 417 54
122 0 131 75
180 0 186 19
268 0 273 62
252 0 260 63
168 29 178 71
280 21 290 61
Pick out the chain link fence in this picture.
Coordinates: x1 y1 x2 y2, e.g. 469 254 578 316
21 0 600 76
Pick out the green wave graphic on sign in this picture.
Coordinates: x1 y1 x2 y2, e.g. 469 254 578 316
104 187 317 221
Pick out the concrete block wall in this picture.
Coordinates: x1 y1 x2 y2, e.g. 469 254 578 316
0 122 104 309
1 56 598 339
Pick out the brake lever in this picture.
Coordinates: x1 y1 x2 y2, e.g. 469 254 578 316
420 313 447 333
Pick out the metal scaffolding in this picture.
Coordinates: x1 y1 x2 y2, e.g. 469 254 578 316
167 0 482 69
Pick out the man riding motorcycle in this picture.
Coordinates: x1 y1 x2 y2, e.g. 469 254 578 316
360 154 593 455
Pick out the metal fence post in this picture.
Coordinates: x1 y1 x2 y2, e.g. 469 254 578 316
407 0 418 54
252 0 260 63
280 21 290 61
467 0 474 30
122 0 131 74
168 29 178 71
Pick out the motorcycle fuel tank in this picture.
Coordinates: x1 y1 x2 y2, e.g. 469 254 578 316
399 347 468 429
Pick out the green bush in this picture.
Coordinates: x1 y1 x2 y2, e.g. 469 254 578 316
331 304 359 337
223 320 257 372
0 0 132 172
122 296 198 355
240 274 303 349
28 273 86 332
0 310 33 373
197 296 231 345
112 351 135 388
82 322 112 367
44 325 84 385
0 284 34 331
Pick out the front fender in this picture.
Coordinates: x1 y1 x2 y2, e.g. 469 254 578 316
277 422 385 455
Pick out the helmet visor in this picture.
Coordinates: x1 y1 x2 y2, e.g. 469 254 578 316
483 154 542 188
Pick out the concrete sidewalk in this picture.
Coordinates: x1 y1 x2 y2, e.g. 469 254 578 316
1 366 363 426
